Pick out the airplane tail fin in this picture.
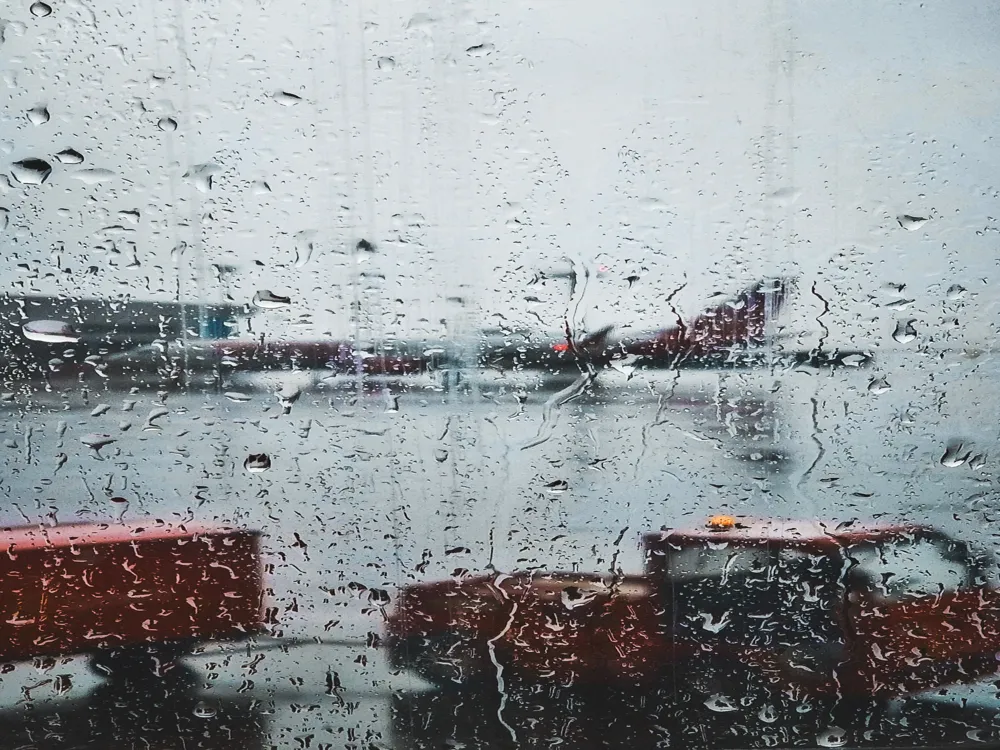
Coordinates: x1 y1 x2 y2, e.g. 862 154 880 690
684 277 793 353
622 277 794 360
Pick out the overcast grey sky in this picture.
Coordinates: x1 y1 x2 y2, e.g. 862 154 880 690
3 0 1000 351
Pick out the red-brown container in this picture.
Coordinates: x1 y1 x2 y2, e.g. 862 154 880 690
0 522 264 663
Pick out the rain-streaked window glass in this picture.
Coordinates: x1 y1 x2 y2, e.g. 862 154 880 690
3 1 1000 748
668 543 773 581
846 534 969 599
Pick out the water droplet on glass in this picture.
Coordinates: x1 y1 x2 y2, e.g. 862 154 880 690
192 701 217 719
252 290 291 309
80 433 115 450
897 215 928 231
29 1 53 17
110 496 128 504
433 448 448 463
699 611 731 633
0 208 7 232
54 148 83 164
26 105 50 125
757 704 779 723
145 407 169 427
90 404 110 417
941 440 972 468
892 320 917 344
273 91 302 106
466 43 495 57
157 116 178 132
816 726 847 748
947 284 967 300
704 694 739 713
560 586 598 610
768 187 801 206
224 391 251 403
884 298 914 311
545 479 569 494
377 56 396 70
611 354 640 376
406 12 436 33
277 384 300 412
183 163 219 193
22 320 79 343
294 230 317 267
11 158 52 185
52 674 72 694
252 179 271 194
840 353 871 367
867 376 891 394
244 453 271 473
71 167 115 184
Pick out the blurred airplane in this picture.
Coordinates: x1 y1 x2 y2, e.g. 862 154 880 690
46 276 868 395
480 277 793 372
